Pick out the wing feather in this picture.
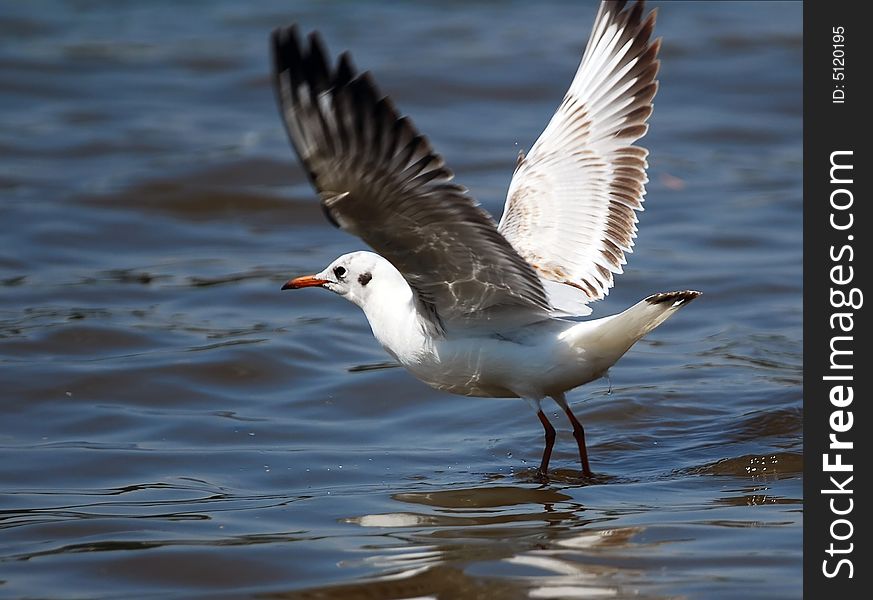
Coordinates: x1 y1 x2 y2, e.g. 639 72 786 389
498 0 661 313
272 26 551 331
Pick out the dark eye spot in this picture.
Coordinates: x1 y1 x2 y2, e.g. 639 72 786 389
333 266 347 280
358 272 372 286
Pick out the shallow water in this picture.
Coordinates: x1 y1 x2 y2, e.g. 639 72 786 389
1 1 802 598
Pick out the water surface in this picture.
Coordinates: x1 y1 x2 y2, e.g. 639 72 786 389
1 1 802 598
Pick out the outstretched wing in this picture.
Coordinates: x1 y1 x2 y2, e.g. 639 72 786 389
498 0 660 313
272 26 551 332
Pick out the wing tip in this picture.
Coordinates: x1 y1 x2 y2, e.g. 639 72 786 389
272 24 361 97
600 0 657 28
270 24 301 75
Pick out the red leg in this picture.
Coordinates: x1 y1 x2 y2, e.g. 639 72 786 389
552 394 593 477
537 410 556 477
561 403 592 477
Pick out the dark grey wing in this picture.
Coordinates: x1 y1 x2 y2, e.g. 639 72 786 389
498 0 660 314
271 26 550 331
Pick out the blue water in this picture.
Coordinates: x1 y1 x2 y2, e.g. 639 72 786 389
1 2 802 598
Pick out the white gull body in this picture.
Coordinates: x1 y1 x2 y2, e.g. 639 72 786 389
272 0 700 477
300 251 694 402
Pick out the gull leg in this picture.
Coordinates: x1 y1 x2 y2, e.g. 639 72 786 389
553 393 593 477
536 409 556 477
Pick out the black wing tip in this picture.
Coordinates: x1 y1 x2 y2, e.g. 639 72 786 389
270 26 286 70
603 0 651 20
335 51 356 85
306 30 329 64
645 290 702 306
271 24 382 102
271 25 332 82
600 0 658 40
592 1 659 77
270 23 300 45
270 24 301 62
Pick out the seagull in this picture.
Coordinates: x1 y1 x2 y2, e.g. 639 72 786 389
271 0 699 478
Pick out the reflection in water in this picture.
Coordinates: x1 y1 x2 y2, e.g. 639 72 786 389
346 485 583 530
330 474 800 598
337 485 649 599
394 485 573 509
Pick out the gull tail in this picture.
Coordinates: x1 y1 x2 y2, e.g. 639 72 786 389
568 290 702 361
616 290 703 341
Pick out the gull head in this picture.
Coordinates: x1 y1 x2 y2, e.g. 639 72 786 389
281 251 404 309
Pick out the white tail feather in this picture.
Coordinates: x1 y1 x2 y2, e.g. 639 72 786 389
562 290 701 362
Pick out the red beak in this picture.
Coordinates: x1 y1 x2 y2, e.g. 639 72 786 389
281 275 329 290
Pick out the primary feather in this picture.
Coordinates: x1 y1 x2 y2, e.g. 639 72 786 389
271 26 552 333
498 1 661 314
